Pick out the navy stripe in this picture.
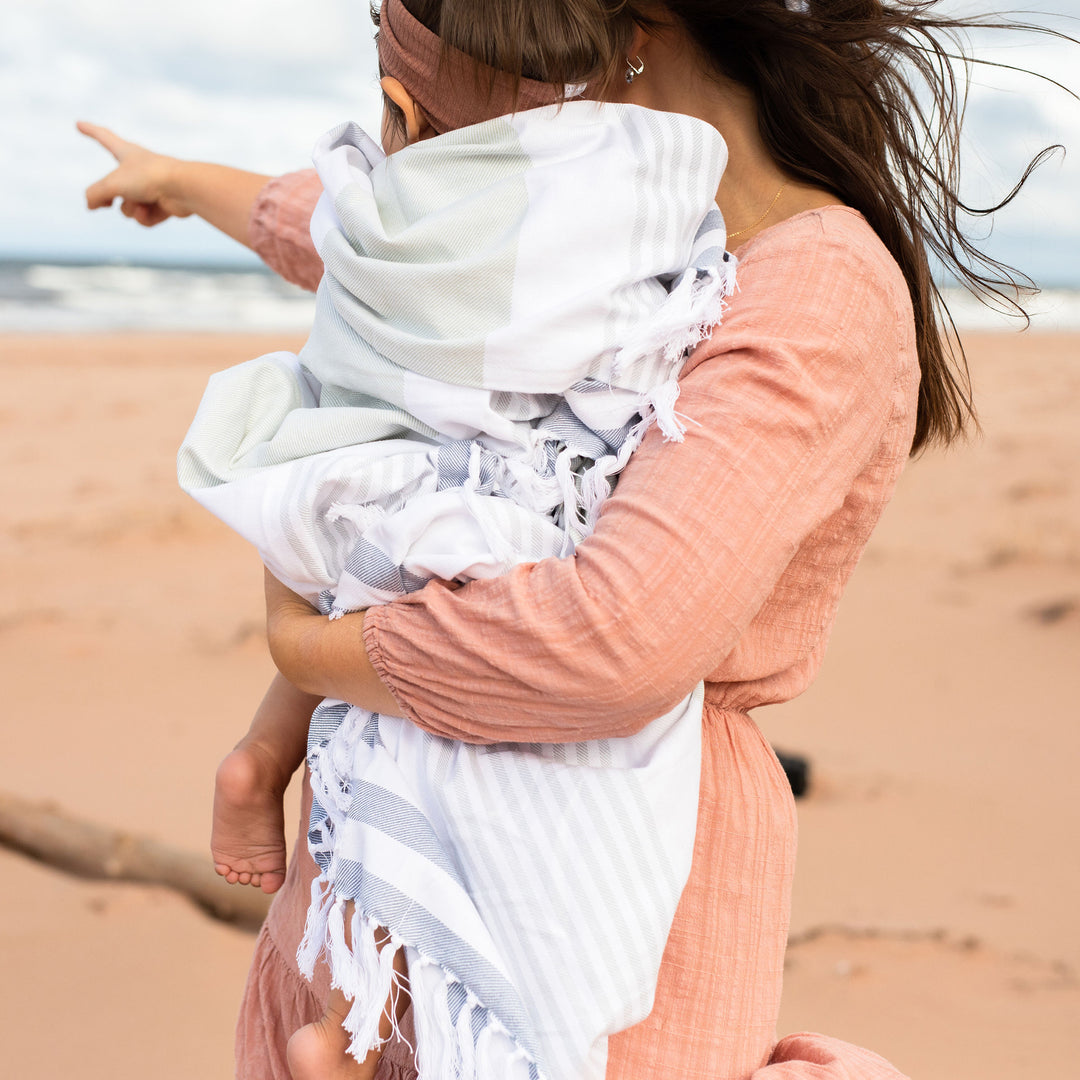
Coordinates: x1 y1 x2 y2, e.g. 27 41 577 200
330 861 544 1065
346 779 468 889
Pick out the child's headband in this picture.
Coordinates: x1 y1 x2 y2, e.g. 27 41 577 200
377 0 567 135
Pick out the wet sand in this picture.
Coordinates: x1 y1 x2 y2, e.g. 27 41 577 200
1 331 1077 1079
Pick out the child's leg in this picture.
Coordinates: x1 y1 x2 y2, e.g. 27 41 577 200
212 672 323 893
287 915 410 1080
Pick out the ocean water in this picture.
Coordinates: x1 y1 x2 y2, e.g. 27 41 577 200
940 286 1080 333
1 259 1078 334
0 260 317 333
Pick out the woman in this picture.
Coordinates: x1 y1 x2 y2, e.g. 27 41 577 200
81 1 1051 1077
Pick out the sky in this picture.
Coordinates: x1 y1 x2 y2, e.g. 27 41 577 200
2 0 1078 284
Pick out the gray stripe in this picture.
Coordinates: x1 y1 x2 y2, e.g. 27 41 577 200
329 860 543 1063
537 761 646 1010
308 701 352 752
346 779 467 890
487 751 631 1031
342 538 430 595
449 749 589 1057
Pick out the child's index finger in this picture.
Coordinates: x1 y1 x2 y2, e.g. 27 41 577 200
75 120 129 162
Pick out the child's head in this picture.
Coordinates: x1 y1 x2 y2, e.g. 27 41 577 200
373 0 636 153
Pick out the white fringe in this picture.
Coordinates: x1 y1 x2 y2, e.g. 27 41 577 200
554 446 583 539
297 876 336 979
325 501 385 531
612 255 738 378
300 727 547 1079
297 879 546 1080
644 378 685 442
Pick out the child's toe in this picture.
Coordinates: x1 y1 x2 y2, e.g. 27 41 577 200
260 870 287 895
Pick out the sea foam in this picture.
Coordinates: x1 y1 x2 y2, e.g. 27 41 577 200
1 261 1078 334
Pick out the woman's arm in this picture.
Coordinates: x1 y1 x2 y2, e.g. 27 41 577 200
267 210 917 741
265 569 402 715
247 170 325 291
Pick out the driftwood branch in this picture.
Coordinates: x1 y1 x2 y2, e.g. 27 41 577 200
0 791 271 931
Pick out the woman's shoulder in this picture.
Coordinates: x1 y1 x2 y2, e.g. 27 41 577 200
733 205 910 317
735 203 881 255
713 205 915 357
684 203 918 410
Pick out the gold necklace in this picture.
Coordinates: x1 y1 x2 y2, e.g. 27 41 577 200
726 183 788 240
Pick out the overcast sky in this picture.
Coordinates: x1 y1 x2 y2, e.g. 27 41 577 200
3 0 1078 283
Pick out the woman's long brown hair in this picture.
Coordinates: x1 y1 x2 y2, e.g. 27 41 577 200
634 0 1070 452
382 0 1070 453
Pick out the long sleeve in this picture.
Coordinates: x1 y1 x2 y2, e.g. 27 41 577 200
238 203 918 1080
248 169 324 292
754 1034 911 1079
363 207 918 743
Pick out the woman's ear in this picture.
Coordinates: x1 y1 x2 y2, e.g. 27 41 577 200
628 24 651 62
604 24 653 101
380 76 433 144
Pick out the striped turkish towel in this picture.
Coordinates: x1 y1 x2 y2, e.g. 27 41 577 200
179 102 732 1080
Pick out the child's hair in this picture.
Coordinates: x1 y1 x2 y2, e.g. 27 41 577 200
373 0 636 137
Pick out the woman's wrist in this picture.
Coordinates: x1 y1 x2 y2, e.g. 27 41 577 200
264 586 326 694
264 569 402 714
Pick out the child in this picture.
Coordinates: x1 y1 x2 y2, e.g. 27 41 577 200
180 2 735 1078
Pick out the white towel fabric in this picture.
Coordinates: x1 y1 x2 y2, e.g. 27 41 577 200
179 101 733 1080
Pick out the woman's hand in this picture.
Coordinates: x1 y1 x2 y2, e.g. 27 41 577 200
78 121 193 227
263 568 403 716
77 121 272 247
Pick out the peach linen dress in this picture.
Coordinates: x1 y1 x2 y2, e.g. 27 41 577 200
236 169 918 1080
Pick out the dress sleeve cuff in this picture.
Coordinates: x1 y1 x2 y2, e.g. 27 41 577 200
248 170 325 292
362 602 425 726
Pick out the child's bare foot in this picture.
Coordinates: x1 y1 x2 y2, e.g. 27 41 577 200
211 739 290 894
287 994 381 1080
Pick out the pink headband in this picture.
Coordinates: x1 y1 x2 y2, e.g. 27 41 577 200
377 0 566 134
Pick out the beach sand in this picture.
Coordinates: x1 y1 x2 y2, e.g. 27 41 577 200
1 331 1077 1079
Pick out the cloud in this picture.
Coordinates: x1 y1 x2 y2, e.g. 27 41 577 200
2 0 1078 281
950 12 1080 279
1 0 383 262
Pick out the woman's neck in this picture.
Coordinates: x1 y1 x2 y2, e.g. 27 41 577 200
611 26 839 243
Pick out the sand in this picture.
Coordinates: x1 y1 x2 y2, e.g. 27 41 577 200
1 331 1077 1079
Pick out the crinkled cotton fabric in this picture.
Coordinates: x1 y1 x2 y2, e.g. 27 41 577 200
243 183 920 1079
186 103 746 1080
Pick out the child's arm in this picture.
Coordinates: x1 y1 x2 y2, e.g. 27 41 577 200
78 121 271 248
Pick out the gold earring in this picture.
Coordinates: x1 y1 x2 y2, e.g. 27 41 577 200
625 56 645 84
